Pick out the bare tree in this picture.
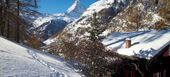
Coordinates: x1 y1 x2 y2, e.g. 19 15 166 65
0 0 38 43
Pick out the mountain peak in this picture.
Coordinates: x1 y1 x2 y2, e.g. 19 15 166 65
67 0 81 13
66 0 86 18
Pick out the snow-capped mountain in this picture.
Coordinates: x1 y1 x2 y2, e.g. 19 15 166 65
31 0 86 40
66 0 86 18
45 0 170 45
32 13 71 28
44 0 132 44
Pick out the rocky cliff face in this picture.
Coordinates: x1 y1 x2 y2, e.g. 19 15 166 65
107 0 170 33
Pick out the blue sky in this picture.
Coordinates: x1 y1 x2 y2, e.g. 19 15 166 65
38 0 96 14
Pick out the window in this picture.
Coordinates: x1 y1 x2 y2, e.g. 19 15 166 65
153 72 161 77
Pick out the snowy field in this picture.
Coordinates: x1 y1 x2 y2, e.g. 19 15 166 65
0 37 82 77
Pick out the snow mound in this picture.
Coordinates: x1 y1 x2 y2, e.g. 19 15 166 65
0 37 82 77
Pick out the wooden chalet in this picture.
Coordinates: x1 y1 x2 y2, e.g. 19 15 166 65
103 30 170 77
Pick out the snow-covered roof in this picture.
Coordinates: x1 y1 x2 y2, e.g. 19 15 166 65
103 30 170 59
0 37 82 77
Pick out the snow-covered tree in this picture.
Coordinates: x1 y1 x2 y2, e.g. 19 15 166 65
87 12 108 41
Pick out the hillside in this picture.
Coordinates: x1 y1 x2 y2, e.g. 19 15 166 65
0 37 82 77
45 0 170 45
3 0 169 77
44 0 132 44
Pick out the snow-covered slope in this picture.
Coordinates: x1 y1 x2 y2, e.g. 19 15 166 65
67 0 131 32
32 0 86 40
107 1 164 32
0 37 82 77
82 0 126 16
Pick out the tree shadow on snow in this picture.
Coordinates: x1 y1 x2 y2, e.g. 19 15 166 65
134 48 156 59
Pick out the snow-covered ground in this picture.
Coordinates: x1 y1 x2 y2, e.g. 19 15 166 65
0 37 82 77
103 30 170 59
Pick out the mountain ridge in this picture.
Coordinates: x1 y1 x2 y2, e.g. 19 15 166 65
44 0 170 45
30 0 87 41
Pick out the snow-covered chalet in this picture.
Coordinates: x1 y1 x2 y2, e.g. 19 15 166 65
103 30 170 77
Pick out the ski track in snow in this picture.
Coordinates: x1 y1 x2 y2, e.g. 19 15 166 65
27 50 68 77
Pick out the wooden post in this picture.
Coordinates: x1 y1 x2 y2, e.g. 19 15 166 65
125 38 131 48
163 69 166 77
125 69 129 77
131 70 136 77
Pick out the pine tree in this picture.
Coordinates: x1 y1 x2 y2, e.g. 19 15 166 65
88 12 107 41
